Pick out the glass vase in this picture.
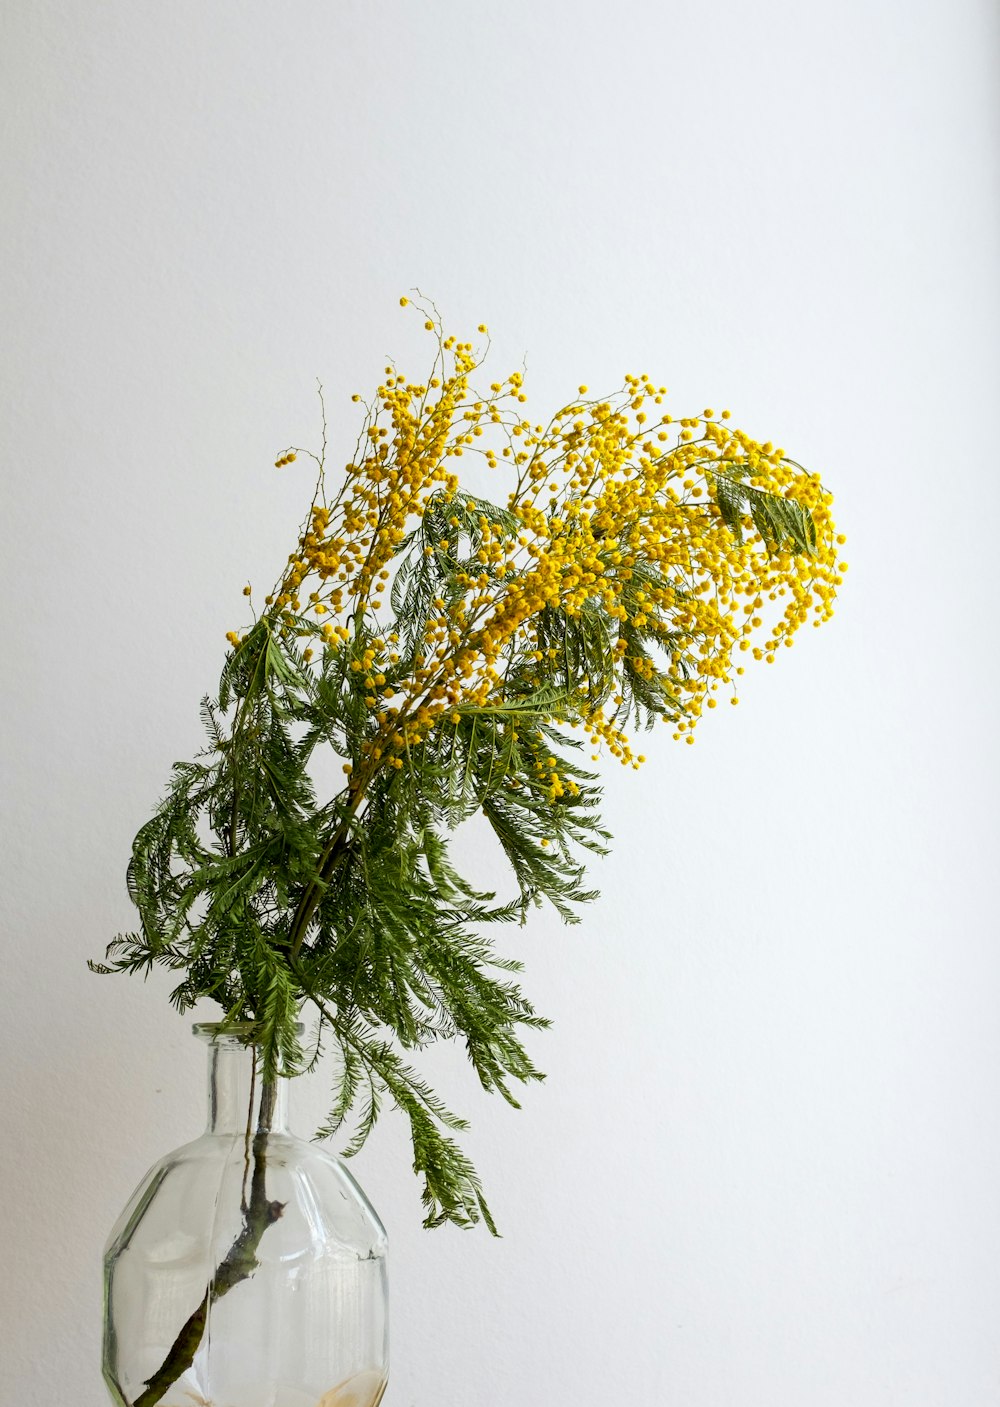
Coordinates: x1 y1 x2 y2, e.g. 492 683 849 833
102 1023 389 1407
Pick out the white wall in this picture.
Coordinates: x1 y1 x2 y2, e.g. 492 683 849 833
2 2 999 1403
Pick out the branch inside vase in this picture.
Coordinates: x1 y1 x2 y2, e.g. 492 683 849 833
133 1078 284 1407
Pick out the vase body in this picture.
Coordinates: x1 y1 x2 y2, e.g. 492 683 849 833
103 1024 389 1407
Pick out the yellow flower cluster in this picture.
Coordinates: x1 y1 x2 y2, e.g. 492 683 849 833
243 301 843 774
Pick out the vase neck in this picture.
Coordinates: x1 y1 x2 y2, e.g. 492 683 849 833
196 1026 291 1136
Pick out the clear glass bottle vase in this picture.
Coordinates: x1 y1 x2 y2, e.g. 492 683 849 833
103 1023 389 1407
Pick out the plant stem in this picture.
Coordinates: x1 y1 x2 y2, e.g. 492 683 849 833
132 1080 284 1407
285 687 436 960
287 776 370 959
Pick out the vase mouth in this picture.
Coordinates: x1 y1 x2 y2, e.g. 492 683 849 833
192 1021 305 1049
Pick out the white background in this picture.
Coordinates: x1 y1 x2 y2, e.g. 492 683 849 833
2 2 999 1404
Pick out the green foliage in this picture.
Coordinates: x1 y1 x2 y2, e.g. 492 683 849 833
93 596 604 1231
94 412 830 1232
709 463 818 554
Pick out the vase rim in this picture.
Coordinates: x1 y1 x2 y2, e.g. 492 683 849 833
192 1020 305 1048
